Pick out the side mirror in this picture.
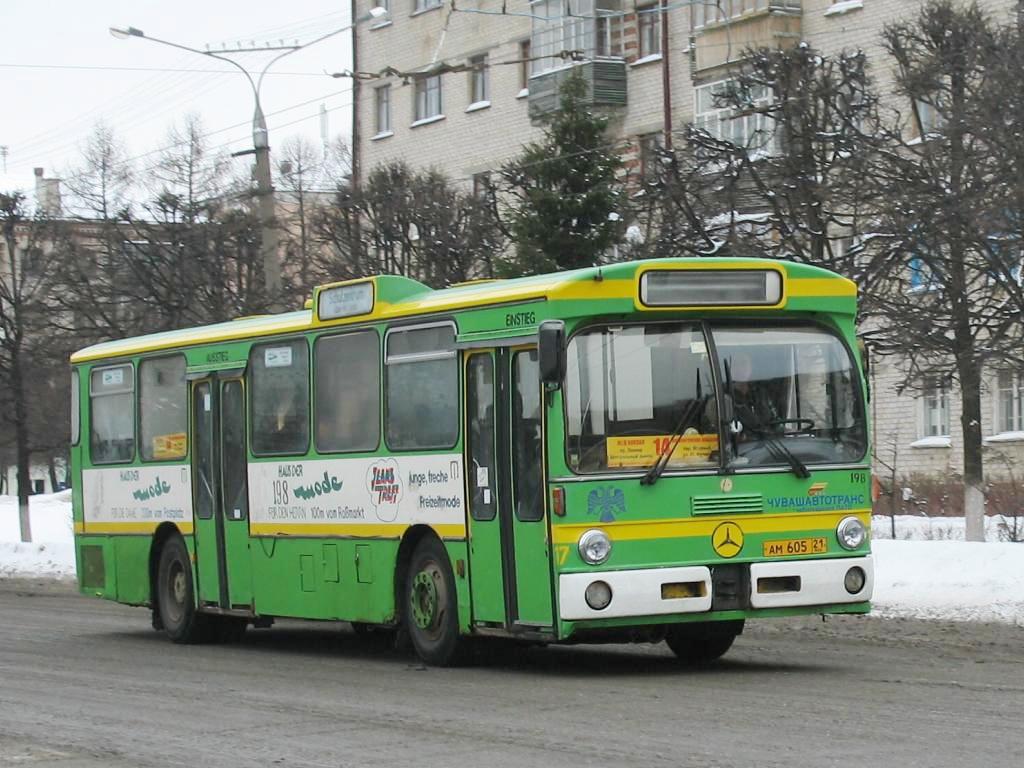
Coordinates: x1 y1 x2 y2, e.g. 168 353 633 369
538 320 566 390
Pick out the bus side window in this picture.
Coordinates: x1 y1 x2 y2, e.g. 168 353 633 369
139 355 188 462
385 323 458 451
249 339 310 456
315 330 380 453
89 364 135 464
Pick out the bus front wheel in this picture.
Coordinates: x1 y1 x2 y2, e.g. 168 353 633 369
156 535 209 643
665 620 743 666
404 537 465 666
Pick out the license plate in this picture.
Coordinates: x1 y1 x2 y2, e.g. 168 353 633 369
762 537 827 557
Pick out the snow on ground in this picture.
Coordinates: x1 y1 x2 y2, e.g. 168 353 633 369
0 491 76 579
1 494 1022 624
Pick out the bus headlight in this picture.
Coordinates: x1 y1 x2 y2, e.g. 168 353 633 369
578 529 612 565
836 516 866 550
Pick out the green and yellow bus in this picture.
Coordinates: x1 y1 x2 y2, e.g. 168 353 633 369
70 257 873 665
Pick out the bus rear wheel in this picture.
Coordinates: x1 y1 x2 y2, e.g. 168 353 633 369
665 620 743 666
156 535 210 643
404 537 465 666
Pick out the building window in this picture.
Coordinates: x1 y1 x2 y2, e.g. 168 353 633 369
694 80 776 153
922 378 950 437
414 74 443 122
414 0 442 12
692 0 800 29
519 39 531 90
638 132 663 181
637 4 661 58
531 0 623 75
908 256 938 291
375 85 391 135
914 98 945 138
997 371 1024 434
472 172 491 198
468 54 489 105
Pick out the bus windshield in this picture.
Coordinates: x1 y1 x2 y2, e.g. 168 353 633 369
565 323 867 473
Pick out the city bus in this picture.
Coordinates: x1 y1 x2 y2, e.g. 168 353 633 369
70 257 873 666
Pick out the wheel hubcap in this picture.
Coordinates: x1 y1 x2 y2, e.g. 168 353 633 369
411 568 440 630
172 568 187 605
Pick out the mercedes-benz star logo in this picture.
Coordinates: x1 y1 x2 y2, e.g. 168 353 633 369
712 522 744 558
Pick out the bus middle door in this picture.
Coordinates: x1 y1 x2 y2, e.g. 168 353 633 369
192 377 253 611
465 348 554 629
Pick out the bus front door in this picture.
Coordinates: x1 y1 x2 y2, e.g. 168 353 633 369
465 349 554 629
192 378 253 611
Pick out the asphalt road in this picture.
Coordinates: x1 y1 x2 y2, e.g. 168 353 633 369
1 579 1022 768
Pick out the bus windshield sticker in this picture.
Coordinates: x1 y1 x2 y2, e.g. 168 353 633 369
102 368 124 387
265 347 293 368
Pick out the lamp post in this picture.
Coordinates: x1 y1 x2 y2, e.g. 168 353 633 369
110 7 386 312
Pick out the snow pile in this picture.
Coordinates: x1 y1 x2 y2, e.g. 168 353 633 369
0 491 76 579
871 540 1024 625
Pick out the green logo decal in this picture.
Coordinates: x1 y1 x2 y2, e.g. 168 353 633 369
131 476 172 501
294 471 344 500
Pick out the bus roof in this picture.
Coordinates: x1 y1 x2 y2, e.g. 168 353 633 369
70 257 855 364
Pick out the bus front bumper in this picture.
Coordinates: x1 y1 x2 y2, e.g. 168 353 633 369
558 555 873 621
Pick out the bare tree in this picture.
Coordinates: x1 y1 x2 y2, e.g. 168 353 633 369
860 1 1024 541
0 192 64 540
312 161 502 288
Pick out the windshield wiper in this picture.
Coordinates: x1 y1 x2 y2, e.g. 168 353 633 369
762 435 811 479
641 372 703 486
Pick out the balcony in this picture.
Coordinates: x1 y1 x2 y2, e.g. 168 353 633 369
526 0 627 119
692 1 803 73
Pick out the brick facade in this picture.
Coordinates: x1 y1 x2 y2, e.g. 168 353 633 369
353 0 1024 484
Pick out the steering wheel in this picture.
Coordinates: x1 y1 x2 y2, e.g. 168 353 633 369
768 418 816 435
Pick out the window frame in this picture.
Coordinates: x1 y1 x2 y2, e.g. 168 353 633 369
413 0 442 12
996 370 1023 434
313 329 382 455
137 353 189 463
694 78 777 155
920 378 950 438
637 3 661 59
89 361 136 466
248 337 312 458
413 74 443 122
468 53 489 105
374 84 392 135
384 320 460 452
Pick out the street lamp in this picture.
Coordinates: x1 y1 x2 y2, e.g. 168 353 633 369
109 6 387 312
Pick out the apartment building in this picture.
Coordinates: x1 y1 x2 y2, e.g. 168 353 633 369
352 0 1022 492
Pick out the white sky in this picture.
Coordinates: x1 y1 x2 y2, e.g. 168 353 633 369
1 1 356 193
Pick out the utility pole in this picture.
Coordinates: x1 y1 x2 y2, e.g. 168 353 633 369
109 8 386 311
660 0 672 149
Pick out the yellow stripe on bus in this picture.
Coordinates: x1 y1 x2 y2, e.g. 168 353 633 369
787 277 856 297
550 511 870 545
75 521 195 535
248 522 466 538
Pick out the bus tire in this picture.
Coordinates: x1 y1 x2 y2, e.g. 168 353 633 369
404 537 466 666
156 535 210 644
665 620 743 666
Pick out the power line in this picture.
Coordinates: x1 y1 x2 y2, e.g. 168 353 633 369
0 63 334 76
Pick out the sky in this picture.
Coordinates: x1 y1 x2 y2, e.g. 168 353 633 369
0 1 358 194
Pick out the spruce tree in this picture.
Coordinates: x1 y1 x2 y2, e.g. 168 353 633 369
498 72 623 276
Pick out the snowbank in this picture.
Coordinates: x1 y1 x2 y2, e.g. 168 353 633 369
871 540 1024 626
2 494 1022 625
872 513 1021 542
0 491 76 579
